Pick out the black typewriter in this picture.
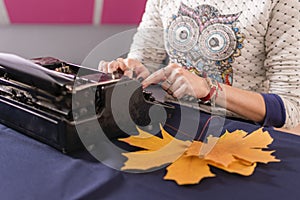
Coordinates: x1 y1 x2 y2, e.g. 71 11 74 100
0 54 173 153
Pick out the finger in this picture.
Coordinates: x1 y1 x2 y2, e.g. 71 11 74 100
124 59 139 77
116 58 129 71
162 77 182 96
163 63 181 77
122 58 151 80
142 69 167 88
130 64 149 80
136 70 150 81
168 76 183 93
108 61 120 73
135 64 150 77
98 61 109 73
165 69 177 87
124 58 145 74
173 84 188 99
123 69 134 78
161 80 172 91
161 80 173 95
116 57 124 62
124 58 138 69
98 60 104 71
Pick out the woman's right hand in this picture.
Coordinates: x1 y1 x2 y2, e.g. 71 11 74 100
98 58 150 80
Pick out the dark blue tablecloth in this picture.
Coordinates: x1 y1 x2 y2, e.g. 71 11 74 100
1 104 300 200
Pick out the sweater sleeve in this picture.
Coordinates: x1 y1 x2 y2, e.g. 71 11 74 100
127 0 167 73
264 0 300 128
261 93 286 127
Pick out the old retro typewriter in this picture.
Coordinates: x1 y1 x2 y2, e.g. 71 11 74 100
0 53 173 153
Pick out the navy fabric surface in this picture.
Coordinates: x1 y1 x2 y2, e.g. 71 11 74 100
1 105 300 200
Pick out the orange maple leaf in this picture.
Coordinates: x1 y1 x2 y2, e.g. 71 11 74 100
200 128 279 167
164 155 256 185
120 125 191 171
119 126 177 151
164 155 215 185
120 126 280 185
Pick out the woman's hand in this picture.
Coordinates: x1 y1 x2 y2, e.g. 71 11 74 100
98 58 150 80
142 63 210 99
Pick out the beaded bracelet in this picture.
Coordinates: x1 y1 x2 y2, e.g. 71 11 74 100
199 77 221 107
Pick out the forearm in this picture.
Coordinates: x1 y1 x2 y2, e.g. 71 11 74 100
216 84 266 123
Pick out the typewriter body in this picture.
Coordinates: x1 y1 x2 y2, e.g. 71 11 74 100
0 54 172 153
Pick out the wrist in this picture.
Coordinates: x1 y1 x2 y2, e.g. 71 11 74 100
199 77 221 106
202 78 211 98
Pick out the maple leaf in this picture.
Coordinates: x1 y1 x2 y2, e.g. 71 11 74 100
203 128 280 167
119 126 175 151
120 126 280 185
164 155 256 185
164 155 215 185
208 159 257 176
164 138 256 185
120 125 191 171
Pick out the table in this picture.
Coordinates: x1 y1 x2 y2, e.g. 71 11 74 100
1 103 300 200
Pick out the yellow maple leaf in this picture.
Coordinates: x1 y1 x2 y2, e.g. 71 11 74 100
119 125 175 151
203 128 280 167
208 159 257 176
164 140 256 185
164 155 215 185
120 126 280 185
120 125 191 171
164 156 256 185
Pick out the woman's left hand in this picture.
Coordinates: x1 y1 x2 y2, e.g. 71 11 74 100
142 63 210 99
99 58 150 80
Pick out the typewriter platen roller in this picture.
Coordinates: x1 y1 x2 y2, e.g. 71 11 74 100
0 54 173 153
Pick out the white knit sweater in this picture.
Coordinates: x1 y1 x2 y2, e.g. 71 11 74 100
128 0 300 128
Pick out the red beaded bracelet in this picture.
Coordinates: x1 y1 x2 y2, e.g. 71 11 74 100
200 77 220 106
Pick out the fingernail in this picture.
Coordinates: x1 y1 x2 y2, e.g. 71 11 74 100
142 83 147 89
137 77 144 83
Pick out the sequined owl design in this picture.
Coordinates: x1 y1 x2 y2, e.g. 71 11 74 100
165 3 245 85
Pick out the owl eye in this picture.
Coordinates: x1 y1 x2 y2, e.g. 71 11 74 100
167 16 199 52
207 34 226 52
176 27 190 42
198 23 237 61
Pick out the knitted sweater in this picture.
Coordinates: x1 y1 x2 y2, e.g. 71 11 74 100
128 0 300 128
